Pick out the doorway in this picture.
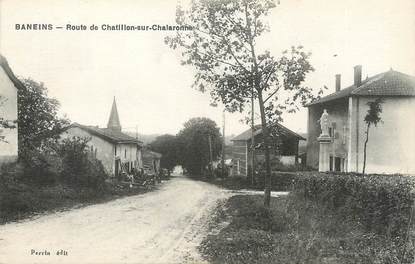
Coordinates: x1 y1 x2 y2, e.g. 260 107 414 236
334 157 341 172
115 159 120 178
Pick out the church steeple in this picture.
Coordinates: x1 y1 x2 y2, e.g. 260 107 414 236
107 97 122 132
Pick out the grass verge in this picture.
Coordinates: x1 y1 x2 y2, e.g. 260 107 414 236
205 172 297 192
0 181 156 224
199 194 414 264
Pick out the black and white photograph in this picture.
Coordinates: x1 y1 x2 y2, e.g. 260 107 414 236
0 0 414 263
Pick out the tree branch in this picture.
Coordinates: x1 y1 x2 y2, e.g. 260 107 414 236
184 45 240 69
263 87 280 103
260 62 278 88
195 24 251 73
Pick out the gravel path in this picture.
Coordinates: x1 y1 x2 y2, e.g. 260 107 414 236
0 175 229 264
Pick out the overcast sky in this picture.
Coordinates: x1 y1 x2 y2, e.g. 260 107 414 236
0 0 414 136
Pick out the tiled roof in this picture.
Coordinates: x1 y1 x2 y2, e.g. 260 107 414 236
68 123 143 145
142 149 162 159
308 70 415 106
0 54 26 90
231 123 305 141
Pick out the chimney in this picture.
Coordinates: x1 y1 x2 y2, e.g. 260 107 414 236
335 74 341 92
354 65 362 87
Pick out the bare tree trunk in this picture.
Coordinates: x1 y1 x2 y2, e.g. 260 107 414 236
363 123 370 174
244 2 270 207
221 110 225 178
258 91 271 208
251 83 255 186
208 134 213 178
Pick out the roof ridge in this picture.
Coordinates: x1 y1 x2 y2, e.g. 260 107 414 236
68 122 142 145
232 122 305 141
0 54 26 90
351 72 386 95
308 69 415 106
273 122 306 140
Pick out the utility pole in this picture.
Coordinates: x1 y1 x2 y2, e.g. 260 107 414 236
251 67 255 186
135 125 138 140
221 110 226 177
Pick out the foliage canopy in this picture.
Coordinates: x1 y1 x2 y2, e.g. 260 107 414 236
176 117 222 176
166 0 323 206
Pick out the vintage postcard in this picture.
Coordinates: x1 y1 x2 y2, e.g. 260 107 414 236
0 0 414 263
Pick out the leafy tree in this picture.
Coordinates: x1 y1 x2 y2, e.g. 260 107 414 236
363 98 383 174
166 0 322 206
17 78 69 161
176 117 222 176
149 134 179 172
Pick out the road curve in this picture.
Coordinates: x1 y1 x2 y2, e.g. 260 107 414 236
0 175 229 264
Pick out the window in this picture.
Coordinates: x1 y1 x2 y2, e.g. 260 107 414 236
115 146 117 156
329 122 337 138
341 158 345 172
329 156 333 171
95 148 98 158
125 149 127 159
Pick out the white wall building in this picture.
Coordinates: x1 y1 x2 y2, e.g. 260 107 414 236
61 98 143 176
0 55 23 163
307 66 415 174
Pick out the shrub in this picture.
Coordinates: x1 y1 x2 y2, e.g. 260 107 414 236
19 148 58 184
56 137 107 191
201 194 414 264
293 172 415 240
249 170 297 191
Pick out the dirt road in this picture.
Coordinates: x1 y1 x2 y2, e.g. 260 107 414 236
0 175 229 264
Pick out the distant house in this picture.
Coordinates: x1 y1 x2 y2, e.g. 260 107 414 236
0 55 23 163
230 123 305 177
61 98 143 177
306 65 415 174
142 148 162 175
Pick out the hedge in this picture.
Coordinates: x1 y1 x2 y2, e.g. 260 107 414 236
293 172 415 239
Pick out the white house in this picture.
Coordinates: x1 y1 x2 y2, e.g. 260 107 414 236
306 65 415 174
61 98 143 177
0 55 23 163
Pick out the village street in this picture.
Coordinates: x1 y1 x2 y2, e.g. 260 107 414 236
0 175 230 264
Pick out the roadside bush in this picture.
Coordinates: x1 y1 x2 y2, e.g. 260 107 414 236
293 172 415 241
210 172 297 191
249 170 297 191
57 137 107 191
20 148 58 184
270 158 315 172
201 194 414 264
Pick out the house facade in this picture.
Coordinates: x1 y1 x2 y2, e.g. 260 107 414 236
142 148 162 175
306 66 415 174
230 123 305 177
61 98 143 177
0 55 23 163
